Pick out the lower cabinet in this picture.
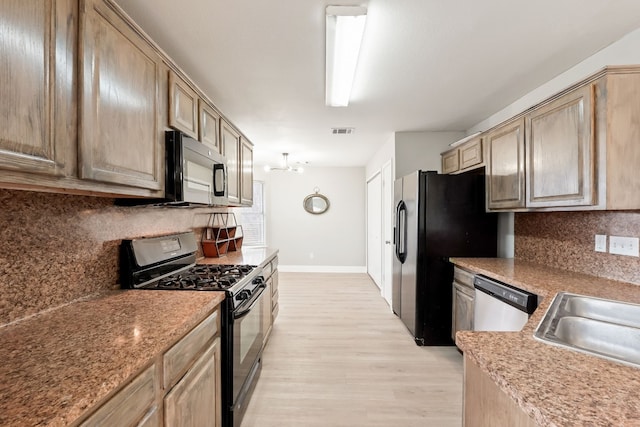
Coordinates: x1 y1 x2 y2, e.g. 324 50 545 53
463 355 537 427
262 255 279 348
165 338 221 427
80 364 157 427
79 309 221 427
451 266 475 341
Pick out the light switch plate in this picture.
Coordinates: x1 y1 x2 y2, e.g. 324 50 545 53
595 234 607 252
609 236 640 257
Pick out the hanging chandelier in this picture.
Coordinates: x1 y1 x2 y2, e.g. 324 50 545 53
264 153 304 173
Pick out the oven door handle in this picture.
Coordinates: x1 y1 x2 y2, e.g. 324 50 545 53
234 284 267 320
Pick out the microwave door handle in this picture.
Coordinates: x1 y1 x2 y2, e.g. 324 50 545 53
213 163 226 197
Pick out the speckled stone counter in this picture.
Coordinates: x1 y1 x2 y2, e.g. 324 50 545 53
452 258 640 426
198 247 279 267
0 290 224 426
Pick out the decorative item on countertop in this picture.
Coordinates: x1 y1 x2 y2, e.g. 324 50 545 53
303 187 330 214
201 212 244 257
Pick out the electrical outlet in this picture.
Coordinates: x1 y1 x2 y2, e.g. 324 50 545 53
609 236 640 257
595 234 607 252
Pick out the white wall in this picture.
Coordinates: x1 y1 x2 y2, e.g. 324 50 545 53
394 131 465 178
255 166 366 272
365 134 394 179
467 26 640 258
469 27 640 134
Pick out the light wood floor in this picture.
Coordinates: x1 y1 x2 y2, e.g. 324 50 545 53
241 273 463 427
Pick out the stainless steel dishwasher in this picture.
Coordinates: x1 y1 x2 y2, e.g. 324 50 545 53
473 275 538 331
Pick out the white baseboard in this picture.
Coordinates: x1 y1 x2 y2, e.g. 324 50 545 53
278 265 367 273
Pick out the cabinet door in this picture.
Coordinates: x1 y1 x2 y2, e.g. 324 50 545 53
262 279 272 347
486 118 526 210
164 337 222 427
464 355 537 427
80 364 156 427
221 120 240 205
240 138 254 206
169 71 199 139
199 100 221 152
452 282 474 338
0 0 75 177
79 0 163 191
441 149 460 174
526 85 594 207
460 138 483 170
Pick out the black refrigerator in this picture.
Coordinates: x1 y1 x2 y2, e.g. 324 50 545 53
392 170 497 345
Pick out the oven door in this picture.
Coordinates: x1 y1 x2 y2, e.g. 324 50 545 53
232 283 266 407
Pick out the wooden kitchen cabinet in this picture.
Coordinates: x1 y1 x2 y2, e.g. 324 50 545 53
199 100 222 152
485 117 526 210
168 71 199 140
262 255 279 348
441 150 460 174
240 138 254 205
164 338 222 427
451 266 475 341
464 355 537 427
525 84 595 208
221 120 241 205
80 364 157 427
484 66 640 212
0 0 76 178
441 137 484 174
79 0 164 191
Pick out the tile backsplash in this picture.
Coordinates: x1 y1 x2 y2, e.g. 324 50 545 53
0 189 222 326
515 211 640 285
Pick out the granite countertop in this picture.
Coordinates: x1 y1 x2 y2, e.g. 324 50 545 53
198 247 279 267
0 290 224 427
452 258 640 426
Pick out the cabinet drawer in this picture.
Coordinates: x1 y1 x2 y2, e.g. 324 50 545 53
80 364 156 427
453 267 475 289
271 289 279 310
163 310 218 389
272 302 279 322
271 270 279 295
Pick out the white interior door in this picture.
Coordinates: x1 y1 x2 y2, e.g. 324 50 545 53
382 161 393 306
367 173 382 289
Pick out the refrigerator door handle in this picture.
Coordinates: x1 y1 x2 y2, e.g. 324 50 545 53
395 200 407 263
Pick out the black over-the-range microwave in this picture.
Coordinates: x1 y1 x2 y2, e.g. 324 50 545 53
164 130 228 206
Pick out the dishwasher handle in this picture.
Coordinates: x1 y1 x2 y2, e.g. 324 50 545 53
473 275 538 314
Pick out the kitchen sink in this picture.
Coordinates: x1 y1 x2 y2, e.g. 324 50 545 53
534 293 640 368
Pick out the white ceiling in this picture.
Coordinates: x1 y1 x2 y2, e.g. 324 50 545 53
114 0 640 168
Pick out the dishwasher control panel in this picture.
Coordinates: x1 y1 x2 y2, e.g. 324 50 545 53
473 275 538 314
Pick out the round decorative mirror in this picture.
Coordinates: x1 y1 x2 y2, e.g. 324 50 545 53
303 188 330 214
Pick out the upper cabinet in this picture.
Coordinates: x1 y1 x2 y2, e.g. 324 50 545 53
484 67 640 212
0 0 76 178
441 136 484 174
199 100 221 153
240 137 254 206
221 120 241 205
79 0 163 191
168 71 199 139
525 85 594 208
0 0 254 204
486 118 526 210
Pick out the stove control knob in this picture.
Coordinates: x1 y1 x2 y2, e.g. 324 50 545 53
237 290 250 301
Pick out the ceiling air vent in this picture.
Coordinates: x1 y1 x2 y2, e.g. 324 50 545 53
331 127 355 135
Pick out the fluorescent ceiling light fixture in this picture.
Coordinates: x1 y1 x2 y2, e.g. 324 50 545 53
264 153 304 173
325 5 367 107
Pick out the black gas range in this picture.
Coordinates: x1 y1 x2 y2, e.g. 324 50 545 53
120 231 266 427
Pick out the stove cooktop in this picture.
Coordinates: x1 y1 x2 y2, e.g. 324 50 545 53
149 264 256 291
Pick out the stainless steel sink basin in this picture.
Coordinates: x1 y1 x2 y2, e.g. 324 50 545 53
534 293 640 368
